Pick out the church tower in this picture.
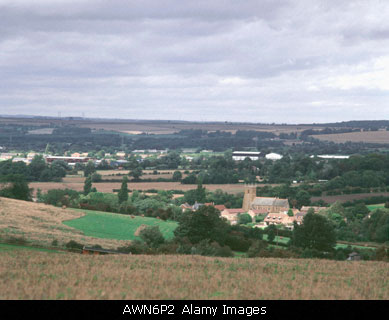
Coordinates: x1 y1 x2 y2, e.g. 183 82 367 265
242 184 257 211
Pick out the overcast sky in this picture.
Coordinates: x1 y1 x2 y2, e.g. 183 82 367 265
0 0 389 123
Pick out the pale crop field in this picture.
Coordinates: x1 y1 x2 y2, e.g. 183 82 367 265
0 251 387 300
312 131 389 144
30 181 251 194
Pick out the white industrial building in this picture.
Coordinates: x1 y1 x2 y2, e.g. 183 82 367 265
232 151 261 161
265 153 283 160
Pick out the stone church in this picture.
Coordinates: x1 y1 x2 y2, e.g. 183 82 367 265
242 185 290 213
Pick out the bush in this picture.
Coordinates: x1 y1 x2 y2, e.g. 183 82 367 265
224 235 251 252
238 213 252 225
6 236 28 246
139 226 165 248
247 240 268 258
65 240 84 250
129 240 149 254
43 189 80 207
91 173 102 182
217 245 234 257
156 241 179 254
300 248 325 259
190 240 233 257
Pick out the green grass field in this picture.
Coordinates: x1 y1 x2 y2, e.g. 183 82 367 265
260 235 377 251
335 243 376 250
262 234 290 245
367 204 385 211
63 209 178 241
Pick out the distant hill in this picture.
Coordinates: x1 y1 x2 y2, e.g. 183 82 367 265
308 120 389 128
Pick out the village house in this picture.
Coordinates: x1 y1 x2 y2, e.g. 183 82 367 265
220 208 246 225
263 212 298 229
347 252 362 261
27 152 38 159
214 204 227 212
247 209 267 220
116 151 126 159
180 203 193 212
293 211 306 226
180 201 226 213
71 152 81 157
12 157 30 164
0 153 18 161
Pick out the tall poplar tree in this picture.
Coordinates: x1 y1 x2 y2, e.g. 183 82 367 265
83 176 92 196
118 176 129 203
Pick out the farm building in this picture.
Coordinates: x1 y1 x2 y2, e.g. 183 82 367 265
232 151 261 161
347 252 362 261
45 155 90 165
265 153 283 160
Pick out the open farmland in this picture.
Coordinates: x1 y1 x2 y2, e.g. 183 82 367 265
0 197 129 249
311 130 389 144
0 251 388 299
30 180 252 195
0 116 322 135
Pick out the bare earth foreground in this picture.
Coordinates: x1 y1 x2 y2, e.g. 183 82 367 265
0 251 388 300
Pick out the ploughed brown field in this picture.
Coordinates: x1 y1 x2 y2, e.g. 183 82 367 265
312 192 389 204
312 130 389 144
0 197 128 249
30 180 257 195
0 251 387 299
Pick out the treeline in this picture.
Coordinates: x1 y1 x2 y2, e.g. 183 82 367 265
312 120 389 129
300 127 360 139
131 130 281 152
37 184 243 219
154 152 389 187
0 156 69 182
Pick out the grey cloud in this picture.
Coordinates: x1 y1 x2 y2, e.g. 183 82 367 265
0 0 389 123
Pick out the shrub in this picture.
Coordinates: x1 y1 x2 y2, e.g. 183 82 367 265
65 240 83 250
238 213 253 225
216 245 234 257
225 235 251 252
139 226 165 249
91 172 102 182
247 240 268 258
190 240 225 257
6 236 28 246
156 241 179 254
129 240 149 254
